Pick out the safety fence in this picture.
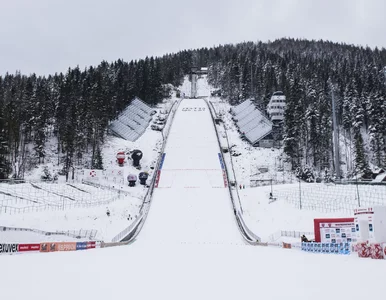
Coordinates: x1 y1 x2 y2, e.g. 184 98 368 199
0 194 120 215
0 226 98 240
273 184 386 214
0 181 116 203
268 230 314 242
0 181 121 215
81 180 131 197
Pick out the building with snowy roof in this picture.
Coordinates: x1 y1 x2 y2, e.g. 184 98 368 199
231 99 273 147
267 91 286 122
109 97 154 142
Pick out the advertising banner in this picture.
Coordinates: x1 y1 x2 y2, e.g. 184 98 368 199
83 169 104 183
383 243 386 260
40 242 77 252
76 242 87 250
86 241 96 249
319 222 356 244
155 170 161 188
18 244 41 252
0 243 18 254
301 242 351 255
354 207 374 242
56 242 77 252
282 242 292 249
314 218 355 243
40 243 57 252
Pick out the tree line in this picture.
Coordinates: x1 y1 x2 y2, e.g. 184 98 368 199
0 56 189 179
1 38 385 179
205 39 386 177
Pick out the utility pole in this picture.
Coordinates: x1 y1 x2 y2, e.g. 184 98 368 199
331 85 341 180
299 175 302 210
355 169 361 207
251 64 254 100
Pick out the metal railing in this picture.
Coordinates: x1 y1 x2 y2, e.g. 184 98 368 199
0 226 98 240
206 99 260 244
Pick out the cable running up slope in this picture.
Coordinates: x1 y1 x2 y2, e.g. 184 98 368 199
138 98 243 245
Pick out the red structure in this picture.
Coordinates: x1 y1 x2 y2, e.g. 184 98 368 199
116 151 125 166
314 218 355 243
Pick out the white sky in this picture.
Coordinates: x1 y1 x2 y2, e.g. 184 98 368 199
0 0 385 76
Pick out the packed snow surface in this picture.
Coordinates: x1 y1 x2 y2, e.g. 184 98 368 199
2 243 386 300
139 98 242 245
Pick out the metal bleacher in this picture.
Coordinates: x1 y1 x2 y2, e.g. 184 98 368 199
109 97 154 141
231 99 273 146
230 99 253 115
132 98 153 114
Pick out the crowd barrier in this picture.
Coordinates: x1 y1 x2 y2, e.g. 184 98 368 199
0 241 101 255
300 242 351 255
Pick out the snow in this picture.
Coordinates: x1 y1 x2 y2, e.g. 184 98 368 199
1 75 386 300
138 98 241 245
2 244 386 300
0 96 175 242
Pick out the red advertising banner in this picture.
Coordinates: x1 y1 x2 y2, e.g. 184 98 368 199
87 241 96 249
155 170 161 188
222 170 228 188
18 244 41 252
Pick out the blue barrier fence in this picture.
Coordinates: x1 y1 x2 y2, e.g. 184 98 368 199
301 242 351 255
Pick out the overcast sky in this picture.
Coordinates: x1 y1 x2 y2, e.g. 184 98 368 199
0 0 385 76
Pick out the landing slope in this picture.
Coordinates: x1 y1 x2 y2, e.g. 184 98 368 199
138 98 243 245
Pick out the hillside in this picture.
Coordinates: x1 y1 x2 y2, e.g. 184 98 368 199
0 38 385 179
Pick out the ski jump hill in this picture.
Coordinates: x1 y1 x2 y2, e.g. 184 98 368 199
137 98 243 245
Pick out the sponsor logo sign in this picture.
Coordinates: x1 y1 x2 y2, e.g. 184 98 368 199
0 243 18 254
56 242 76 252
87 241 96 249
76 242 87 250
18 244 41 252
155 170 161 188
301 242 351 255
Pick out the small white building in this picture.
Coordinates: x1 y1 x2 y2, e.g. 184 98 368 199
267 91 286 122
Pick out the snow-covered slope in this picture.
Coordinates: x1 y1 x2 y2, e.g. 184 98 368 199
0 96 176 243
138 98 243 245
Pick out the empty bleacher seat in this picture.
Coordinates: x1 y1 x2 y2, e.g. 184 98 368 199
109 97 154 141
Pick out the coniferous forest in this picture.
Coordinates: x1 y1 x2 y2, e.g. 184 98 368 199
0 38 385 179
